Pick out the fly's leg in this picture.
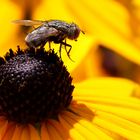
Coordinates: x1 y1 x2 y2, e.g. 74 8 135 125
59 43 62 59
60 40 74 62
40 41 47 49
48 42 52 53
64 40 72 57
48 42 51 50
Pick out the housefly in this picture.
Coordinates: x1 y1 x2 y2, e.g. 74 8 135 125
13 19 84 60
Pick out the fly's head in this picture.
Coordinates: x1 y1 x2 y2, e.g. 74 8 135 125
67 23 80 40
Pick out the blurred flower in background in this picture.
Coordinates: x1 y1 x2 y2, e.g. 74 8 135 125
0 0 140 139
1 0 140 82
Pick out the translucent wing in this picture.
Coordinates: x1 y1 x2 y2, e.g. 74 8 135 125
12 20 45 26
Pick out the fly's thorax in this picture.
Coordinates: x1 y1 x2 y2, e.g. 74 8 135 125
67 23 80 40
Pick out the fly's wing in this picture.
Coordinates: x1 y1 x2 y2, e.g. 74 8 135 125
12 20 44 26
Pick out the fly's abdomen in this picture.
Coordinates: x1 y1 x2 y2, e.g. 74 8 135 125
25 26 59 48
25 33 43 48
25 27 46 48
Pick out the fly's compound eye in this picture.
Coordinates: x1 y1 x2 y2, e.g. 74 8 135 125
68 24 80 40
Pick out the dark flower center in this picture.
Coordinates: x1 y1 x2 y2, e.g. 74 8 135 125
0 47 74 124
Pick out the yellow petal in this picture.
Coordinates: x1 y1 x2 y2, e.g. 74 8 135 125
0 1 21 56
63 111 114 140
63 35 95 72
96 111 140 134
66 0 140 64
28 124 40 140
34 0 78 21
45 121 63 140
0 118 8 140
93 116 140 139
2 122 16 140
77 101 140 124
11 125 23 140
20 125 30 140
72 47 106 82
48 119 71 140
74 77 140 97
74 96 140 110
41 122 50 140
70 100 140 139
59 114 85 140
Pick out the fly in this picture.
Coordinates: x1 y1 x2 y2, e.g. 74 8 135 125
13 19 84 61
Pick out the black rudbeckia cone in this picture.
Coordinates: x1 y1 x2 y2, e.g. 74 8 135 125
0 47 74 124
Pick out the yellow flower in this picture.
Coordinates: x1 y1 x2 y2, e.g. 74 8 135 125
0 47 139 140
0 0 140 140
